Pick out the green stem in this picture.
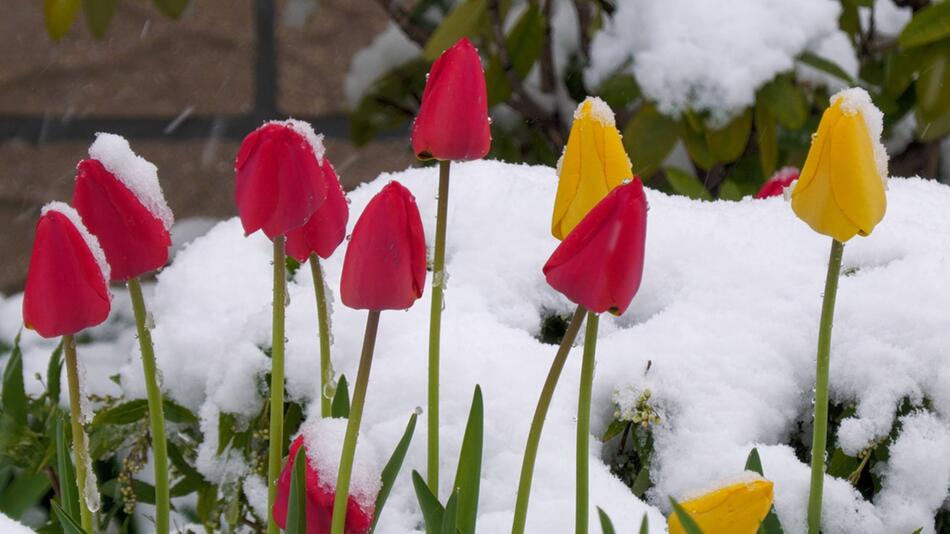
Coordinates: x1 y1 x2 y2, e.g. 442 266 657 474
511 305 586 534
330 311 381 534
310 254 333 418
807 239 844 534
63 334 93 533
266 236 287 534
128 277 169 534
576 313 599 534
427 160 451 496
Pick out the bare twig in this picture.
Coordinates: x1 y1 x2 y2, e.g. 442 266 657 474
374 0 431 47
572 0 593 62
539 0 558 95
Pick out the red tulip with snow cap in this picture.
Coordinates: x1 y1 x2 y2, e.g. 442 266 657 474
73 133 174 281
285 157 349 261
235 120 328 239
754 166 799 199
341 181 426 311
273 436 374 534
411 38 491 161
543 178 648 316
23 202 111 338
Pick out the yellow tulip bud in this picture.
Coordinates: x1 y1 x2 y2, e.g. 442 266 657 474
551 97 633 240
668 477 774 534
791 87 888 242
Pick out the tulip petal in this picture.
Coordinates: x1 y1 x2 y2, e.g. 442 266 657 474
667 479 774 534
285 159 350 261
829 112 887 236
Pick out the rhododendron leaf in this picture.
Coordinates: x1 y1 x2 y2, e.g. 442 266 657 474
623 103 678 178
332 375 350 418
412 470 444 530
371 412 418 533
670 498 704 534
285 450 307 534
705 109 752 164
596 506 616 534
423 0 487 60
898 2 950 49
665 167 712 201
453 385 483 534
796 52 855 85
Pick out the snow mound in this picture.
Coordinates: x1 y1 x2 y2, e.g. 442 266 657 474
88 133 174 230
40 201 111 286
299 417 382 509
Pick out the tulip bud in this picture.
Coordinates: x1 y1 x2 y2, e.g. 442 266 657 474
273 436 374 534
73 134 174 281
411 38 491 161
543 178 647 315
341 181 426 311
23 202 111 338
285 157 349 261
235 120 329 239
552 97 633 240
668 478 774 534
791 87 888 242
754 166 799 199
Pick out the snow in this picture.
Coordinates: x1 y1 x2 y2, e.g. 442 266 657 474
298 417 382 509
344 23 421 108
272 119 326 164
88 133 175 230
3 161 950 533
0 512 34 533
831 87 888 184
40 201 111 289
575 96 616 126
585 0 845 123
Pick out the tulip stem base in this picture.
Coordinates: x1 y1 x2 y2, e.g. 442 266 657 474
63 334 94 533
266 237 288 534
576 312 599 534
330 310 380 534
427 160 451 497
128 277 170 534
807 239 844 534
511 305 587 534
310 254 333 418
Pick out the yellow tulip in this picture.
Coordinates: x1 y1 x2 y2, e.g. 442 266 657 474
551 96 633 240
668 478 774 534
791 87 888 242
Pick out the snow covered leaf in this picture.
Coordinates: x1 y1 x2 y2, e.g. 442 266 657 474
596 506 616 534
665 167 711 201
153 0 189 19
898 2 950 49
623 103 679 178
705 109 752 163
370 412 418 533
453 385 483 534
44 0 80 41
423 0 486 61
83 0 116 39
284 448 307 534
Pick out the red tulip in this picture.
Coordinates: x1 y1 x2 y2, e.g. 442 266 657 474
340 181 426 311
273 436 373 534
543 178 648 315
23 203 111 338
754 167 799 199
235 121 328 239
73 158 173 281
285 157 349 261
411 38 491 161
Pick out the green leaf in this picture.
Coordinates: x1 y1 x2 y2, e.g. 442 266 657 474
597 73 641 111
163 398 199 425
332 375 350 418
167 440 205 495
51 499 86 534
370 412 418 533
883 49 921 97
596 506 616 534
46 340 64 406
899 2 950 49
2 332 27 427
915 40 950 139
153 0 189 19
623 103 679 178
0 471 50 519
285 448 308 534
680 122 717 170
744 448 764 475
601 419 626 442
350 59 429 146
705 109 752 163
453 385 484 534
83 0 116 38
92 399 148 426
631 466 651 498
485 6 544 105
665 167 712 200
45 0 81 40
909 529 923 534
759 77 808 130
56 415 80 521
423 0 487 60
640 514 650 534
283 401 304 457
669 497 704 534
797 51 855 85
411 470 444 530
755 99 778 178
440 490 459 534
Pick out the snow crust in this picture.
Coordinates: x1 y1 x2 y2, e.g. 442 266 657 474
4 161 950 532
0 512 34 533
88 133 174 230
272 119 326 164
575 96 616 126
40 201 111 287
585 0 846 123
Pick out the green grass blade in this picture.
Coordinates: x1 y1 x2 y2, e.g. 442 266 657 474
411 470 444 531
440 490 459 534
596 506 616 534
370 412 418 533
332 375 350 418
453 385 483 534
